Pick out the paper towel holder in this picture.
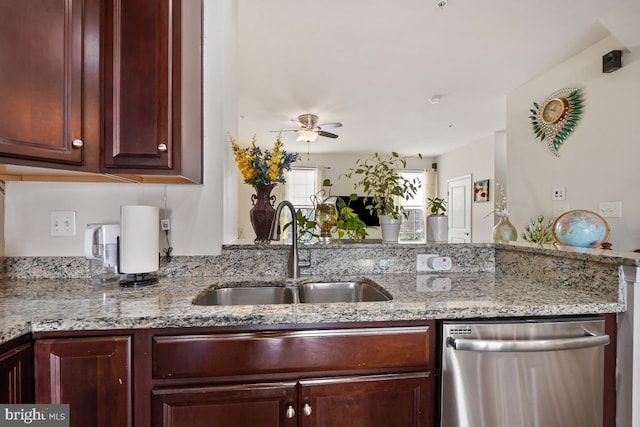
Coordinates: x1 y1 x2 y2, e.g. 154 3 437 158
118 205 160 287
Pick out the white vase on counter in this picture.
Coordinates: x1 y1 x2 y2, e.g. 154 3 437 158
427 215 448 242
379 215 402 243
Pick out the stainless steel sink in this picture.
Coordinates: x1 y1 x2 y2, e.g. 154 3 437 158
192 286 296 306
192 279 392 306
298 281 391 303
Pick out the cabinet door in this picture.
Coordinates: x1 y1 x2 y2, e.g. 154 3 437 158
103 0 181 173
152 382 297 427
34 336 132 427
0 0 100 170
299 373 433 427
0 341 34 403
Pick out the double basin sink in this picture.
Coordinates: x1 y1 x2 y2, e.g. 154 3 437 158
193 279 392 306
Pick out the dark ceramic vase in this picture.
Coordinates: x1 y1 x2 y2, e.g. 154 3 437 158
250 183 276 243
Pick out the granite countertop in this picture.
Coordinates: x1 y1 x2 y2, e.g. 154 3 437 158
0 272 624 345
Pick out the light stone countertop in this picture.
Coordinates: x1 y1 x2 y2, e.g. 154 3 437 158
0 272 624 345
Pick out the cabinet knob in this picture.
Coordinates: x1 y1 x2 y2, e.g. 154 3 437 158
72 139 84 148
158 143 168 152
303 403 312 417
285 405 295 418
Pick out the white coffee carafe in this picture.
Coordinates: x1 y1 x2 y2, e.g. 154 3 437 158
84 223 121 285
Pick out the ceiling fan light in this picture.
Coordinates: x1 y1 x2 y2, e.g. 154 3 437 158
300 130 319 142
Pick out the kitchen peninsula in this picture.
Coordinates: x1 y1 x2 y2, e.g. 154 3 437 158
0 243 635 426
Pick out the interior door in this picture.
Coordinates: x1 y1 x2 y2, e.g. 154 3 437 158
447 175 471 243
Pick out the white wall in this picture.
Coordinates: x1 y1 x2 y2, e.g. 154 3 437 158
507 36 640 252
436 133 497 243
3 1 238 257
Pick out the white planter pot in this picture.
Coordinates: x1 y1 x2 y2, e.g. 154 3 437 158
379 215 402 243
427 215 448 242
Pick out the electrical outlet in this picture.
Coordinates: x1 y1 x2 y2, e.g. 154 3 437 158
161 219 171 231
417 254 438 272
552 187 566 201
417 254 440 272
50 211 77 236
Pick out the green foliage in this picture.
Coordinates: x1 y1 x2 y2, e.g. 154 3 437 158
335 194 369 241
344 152 422 220
426 197 447 216
283 209 318 242
521 214 555 247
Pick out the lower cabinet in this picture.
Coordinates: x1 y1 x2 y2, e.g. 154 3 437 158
299 373 431 427
152 373 430 427
152 382 298 426
34 335 132 427
150 324 434 427
0 335 34 403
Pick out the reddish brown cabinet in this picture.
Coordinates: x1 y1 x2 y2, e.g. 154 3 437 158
102 0 180 174
299 373 431 427
0 0 202 183
34 335 132 427
152 382 298 427
0 335 34 404
0 0 101 171
152 374 431 427
150 324 435 427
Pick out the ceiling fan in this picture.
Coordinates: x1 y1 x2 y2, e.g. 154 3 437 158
277 114 342 142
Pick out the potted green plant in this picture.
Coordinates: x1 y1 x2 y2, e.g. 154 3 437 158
318 179 368 243
335 193 369 242
426 197 448 242
345 152 422 243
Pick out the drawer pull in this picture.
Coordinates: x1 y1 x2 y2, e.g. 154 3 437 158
303 403 312 417
72 139 84 148
158 143 168 152
286 405 295 418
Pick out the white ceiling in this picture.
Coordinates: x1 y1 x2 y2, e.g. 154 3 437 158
237 0 635 157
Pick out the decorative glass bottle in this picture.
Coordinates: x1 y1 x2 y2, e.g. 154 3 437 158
493 214 517 243
315 196 338 244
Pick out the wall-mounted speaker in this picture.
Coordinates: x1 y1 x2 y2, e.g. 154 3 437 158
602 50 622 73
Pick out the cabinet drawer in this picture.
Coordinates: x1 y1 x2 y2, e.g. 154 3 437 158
153 326 431 380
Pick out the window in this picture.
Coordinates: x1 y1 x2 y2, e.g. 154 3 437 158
283 168 319 242
399 171 425 243
286 168 317 208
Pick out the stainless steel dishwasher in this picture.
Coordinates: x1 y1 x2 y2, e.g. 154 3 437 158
441 317 610 427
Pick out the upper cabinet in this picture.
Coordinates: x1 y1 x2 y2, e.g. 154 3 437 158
103 0 202 183
0 0 202 184
0 0 101 172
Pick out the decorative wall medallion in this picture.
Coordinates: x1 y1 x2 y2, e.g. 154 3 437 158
528 88 583 157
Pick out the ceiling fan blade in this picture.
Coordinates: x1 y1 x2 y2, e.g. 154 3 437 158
271 129 299 132
318 131 339 139
318 122 342 130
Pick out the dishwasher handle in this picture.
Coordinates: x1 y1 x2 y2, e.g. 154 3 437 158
447 333 610 352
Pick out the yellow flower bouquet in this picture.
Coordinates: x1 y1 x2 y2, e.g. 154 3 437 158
229 134 300 185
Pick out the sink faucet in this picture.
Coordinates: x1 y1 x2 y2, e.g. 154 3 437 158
270 200 309 279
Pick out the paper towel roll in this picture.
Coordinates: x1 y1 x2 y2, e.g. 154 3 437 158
119 205 159 274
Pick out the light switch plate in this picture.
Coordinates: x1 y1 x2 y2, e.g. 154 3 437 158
598 201 622 218
50 211 77 236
